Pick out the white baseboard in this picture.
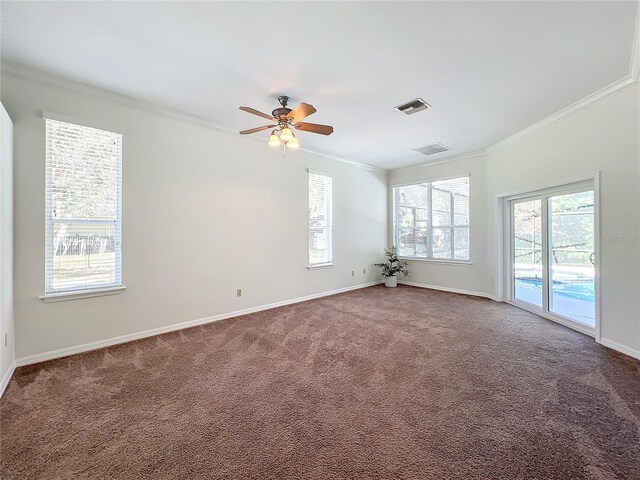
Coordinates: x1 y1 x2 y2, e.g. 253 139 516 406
0 362 16 397
400 282 640 361
398 280 497 301
599 338 640 360
15 281 383 368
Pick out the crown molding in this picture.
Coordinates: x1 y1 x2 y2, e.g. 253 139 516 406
296 146 384 172
391 149 486 172
487 4 639 155
485 75 637 155
4 13 639 177
392 4 640 171
1 61 236 132
399 71 637 170
0 61 385 174
418 149 486 167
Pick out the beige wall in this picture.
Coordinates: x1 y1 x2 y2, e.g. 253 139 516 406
2 72 388 360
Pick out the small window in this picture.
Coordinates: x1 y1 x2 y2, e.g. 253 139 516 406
393 175 470 261
45 116 123 294
308 170 332 267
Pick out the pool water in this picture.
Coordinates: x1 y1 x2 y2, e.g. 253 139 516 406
514 276 595 327
517 277 594 302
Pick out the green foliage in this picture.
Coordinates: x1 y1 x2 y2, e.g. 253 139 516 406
513 191 594 267
373 246 411 278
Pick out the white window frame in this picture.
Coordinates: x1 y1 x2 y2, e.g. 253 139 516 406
41 111 125 301
307 169 333 269
500 176 599 339
392 174 471 264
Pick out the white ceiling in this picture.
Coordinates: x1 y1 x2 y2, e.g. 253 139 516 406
1 1 637 169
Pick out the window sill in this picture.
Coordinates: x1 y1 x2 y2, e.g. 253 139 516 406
398 257 473 266
39 286 126 303
307 263 334 270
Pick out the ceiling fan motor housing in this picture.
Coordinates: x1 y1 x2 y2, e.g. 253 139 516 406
272 107 292 121
273 95 292 121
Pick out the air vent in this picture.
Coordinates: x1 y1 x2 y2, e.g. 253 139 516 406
394 98 430 115
412 142 450 156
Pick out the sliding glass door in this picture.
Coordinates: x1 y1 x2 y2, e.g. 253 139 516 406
548 190 595 326
512 198 543 307
508 184 596 332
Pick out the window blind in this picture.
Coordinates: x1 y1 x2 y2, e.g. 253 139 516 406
45 117 123 294
308 171 332 266
393 175 470 261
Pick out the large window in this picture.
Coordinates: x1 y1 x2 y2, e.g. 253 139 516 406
308 170 332 267
45 115 123 295
393 175 470 261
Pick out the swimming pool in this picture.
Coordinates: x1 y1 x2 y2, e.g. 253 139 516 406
516 277 595 302
514 276 595 326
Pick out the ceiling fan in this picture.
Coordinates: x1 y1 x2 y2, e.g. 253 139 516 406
239 96 334 154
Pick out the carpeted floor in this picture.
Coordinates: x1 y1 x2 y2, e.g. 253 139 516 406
1 285 639 479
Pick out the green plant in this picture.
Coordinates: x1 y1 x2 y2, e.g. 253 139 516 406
374 246 410 278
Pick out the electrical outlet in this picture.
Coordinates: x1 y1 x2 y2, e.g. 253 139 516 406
236 289 242 297
351 270 355 276
363 268 366 275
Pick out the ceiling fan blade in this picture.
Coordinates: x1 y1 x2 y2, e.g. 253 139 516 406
294 122 334 135
239 125 276 135
239 106 275 120
286 103 317 122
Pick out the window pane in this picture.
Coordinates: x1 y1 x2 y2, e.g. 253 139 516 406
432 228 452 259
432 188 451 227
45 118 122 294
393 176 469 261
454 227 470 261
432 211 450 227
398 206 429 228
548 191 595 326
48 120 119 220
308 172 332 265
309 227 332 265
397 228 428 258
453 192 469 225
397 207 413 228
513 199 543 307
309 175 331 228
397 184 429 209
51 222 118 292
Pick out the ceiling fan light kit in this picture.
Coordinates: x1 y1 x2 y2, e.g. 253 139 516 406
239 95 334 157
267 131 281 147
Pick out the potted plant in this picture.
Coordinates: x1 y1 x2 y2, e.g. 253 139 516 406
374 246 410 287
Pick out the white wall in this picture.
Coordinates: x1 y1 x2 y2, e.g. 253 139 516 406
389 153 490 296
390 83 640 357
0 101 15 392
1 71 388 361
486 83 640 355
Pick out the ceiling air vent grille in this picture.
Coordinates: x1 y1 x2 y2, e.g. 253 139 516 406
394 98 430 115
412 142 450 156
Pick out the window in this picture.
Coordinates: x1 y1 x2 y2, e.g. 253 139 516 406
45 115 123 295
308 170 332 267
393 175 470 261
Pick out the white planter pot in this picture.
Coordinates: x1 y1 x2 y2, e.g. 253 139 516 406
384 275 398 287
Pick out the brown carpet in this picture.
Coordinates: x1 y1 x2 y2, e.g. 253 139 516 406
1 286 639 479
